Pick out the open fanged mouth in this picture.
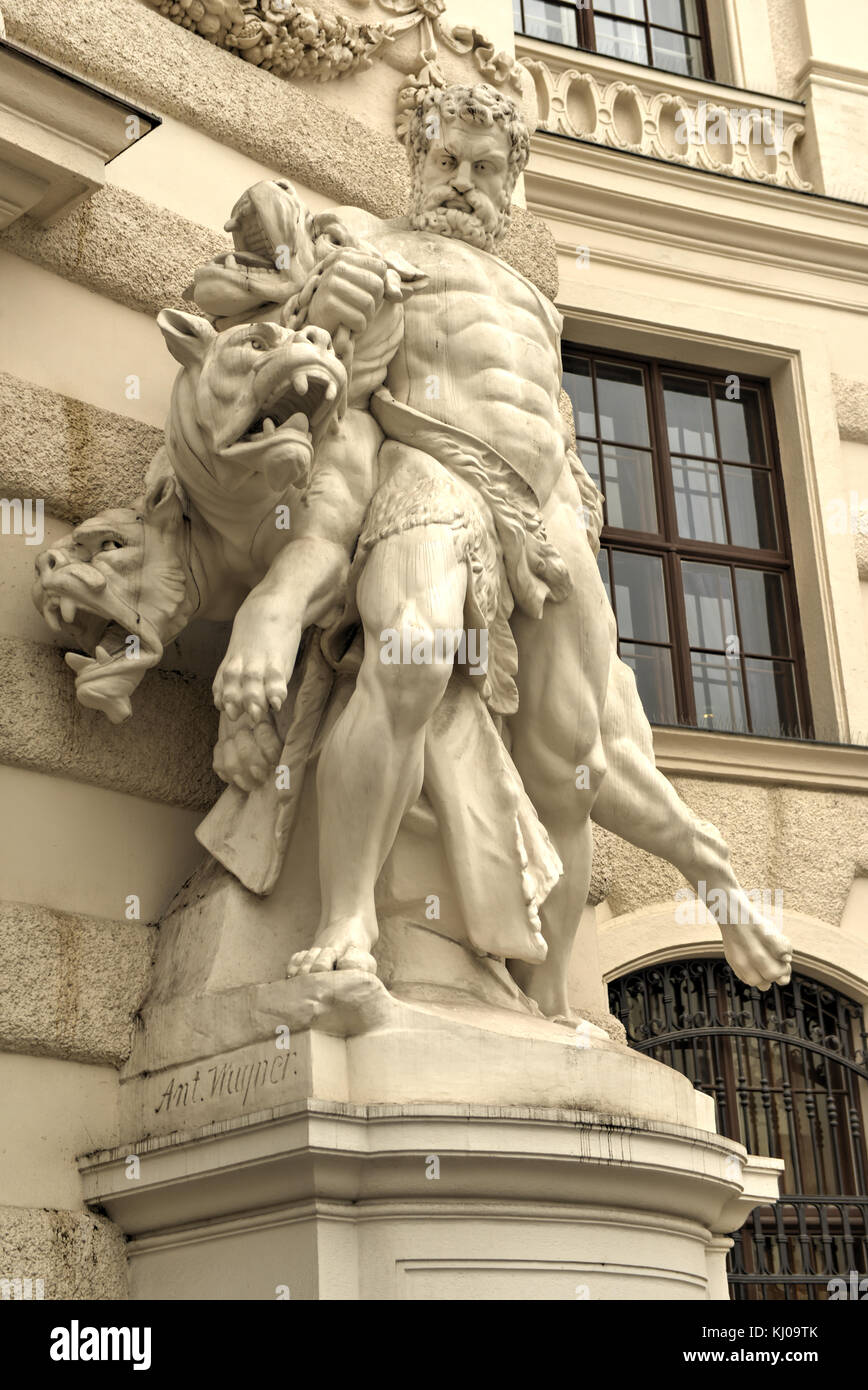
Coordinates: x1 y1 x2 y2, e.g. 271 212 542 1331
239 366 339 447
37 564 162 667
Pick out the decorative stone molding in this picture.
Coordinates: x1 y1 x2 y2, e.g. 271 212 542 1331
0 33 158 228
142 0 525 138
144 0 390 81
520 45 812 194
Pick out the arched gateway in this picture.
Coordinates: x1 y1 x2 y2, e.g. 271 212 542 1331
609 958 868 1299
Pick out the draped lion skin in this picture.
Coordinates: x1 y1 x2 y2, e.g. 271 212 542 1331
34 83 793 1017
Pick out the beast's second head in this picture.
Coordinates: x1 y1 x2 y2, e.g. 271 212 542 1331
158 310 347 493
32 476 194 724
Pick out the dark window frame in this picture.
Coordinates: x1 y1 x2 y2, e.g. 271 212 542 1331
563 344 814 737
514 0 715 81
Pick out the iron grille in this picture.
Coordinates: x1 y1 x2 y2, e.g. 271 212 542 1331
608 958 868 1299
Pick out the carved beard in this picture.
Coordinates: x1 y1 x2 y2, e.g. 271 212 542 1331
409 182 511 251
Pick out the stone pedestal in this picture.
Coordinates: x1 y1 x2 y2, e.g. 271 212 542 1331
79 975 782 1300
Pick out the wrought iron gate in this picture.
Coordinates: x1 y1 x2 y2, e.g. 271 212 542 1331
608 958 868 1299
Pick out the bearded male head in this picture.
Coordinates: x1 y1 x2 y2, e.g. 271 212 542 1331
406 84 530 252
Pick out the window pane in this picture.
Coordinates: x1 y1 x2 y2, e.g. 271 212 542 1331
595 16 649 65
736 570 790 656
577 439 602 487
724 466 778 549
620 642 678 724
599 0 645 19
564 359 596 438
672 457 726 542
602 445 658 531
611 550 670 642
521 0 578 44
650 27 704 75
596 362 650 446
682 561 736 650
647 0 700 28
714 386 766 464
691 653 748 732
745 658 800 737
663 376 716 457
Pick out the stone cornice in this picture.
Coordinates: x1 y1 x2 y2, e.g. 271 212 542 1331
0 35 158 228
526 133 868 292
795 59 868 100
652 726 868 793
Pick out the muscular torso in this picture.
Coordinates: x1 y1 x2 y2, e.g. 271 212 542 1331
336 210 568 509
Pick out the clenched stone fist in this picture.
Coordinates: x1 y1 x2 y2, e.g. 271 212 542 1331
304 246 403 339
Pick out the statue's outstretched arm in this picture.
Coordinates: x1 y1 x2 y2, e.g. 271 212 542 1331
212 408 381 726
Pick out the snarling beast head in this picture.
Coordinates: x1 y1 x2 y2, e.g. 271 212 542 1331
32 476 196 724
159 310 346 493
189 179 319 327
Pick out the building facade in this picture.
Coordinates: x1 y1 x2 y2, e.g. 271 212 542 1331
0 0 866 1299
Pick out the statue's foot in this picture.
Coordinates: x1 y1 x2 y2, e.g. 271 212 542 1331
287 917 378 978
720 913 793 990
511 963 571 1022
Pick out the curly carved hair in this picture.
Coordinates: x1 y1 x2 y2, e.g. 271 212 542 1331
406 83 530 194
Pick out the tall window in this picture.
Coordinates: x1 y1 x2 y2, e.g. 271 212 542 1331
514 1 713 80
563 348 812 737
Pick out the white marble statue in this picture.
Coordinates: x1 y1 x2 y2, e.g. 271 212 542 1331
33 84 794 1021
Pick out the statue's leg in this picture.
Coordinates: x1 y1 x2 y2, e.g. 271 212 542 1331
507 462 614 1019
288 520 467 977
593 658 792 989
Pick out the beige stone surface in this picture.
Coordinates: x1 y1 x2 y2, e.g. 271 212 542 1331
1 178 558 320
0 1053 119 1208
0 184 228 319
0 901 155 1066
0 766 205 923
0 1204 128 1300
0 372 160 524
2 0 411 219
767 0 806 98
0 252 180 429
834 374 868 444
0 2 558 302
499 205 559 301
0 636 220 809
